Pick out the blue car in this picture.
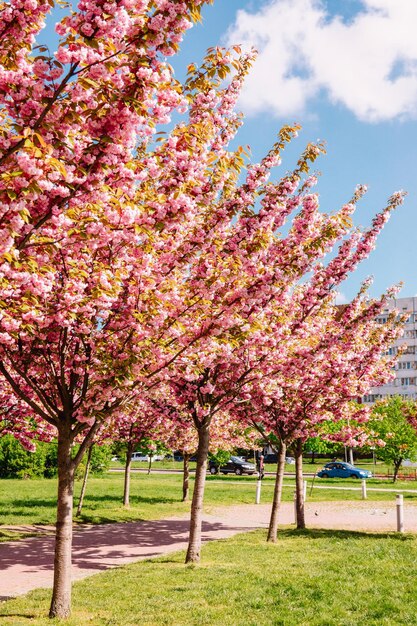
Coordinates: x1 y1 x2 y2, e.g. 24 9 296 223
317 461 372 479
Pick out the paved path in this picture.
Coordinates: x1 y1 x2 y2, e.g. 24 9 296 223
1 500 417 601
0 506 272 600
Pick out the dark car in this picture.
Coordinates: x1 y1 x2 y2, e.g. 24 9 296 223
262 453 295 465
317 462 372 479
209 456 256 476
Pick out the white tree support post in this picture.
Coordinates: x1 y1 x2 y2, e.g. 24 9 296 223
361 479 367 500
396 494 404 533
303 480 307 502
255 479 262 504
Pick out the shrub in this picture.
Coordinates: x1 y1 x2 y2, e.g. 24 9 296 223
0 436 111 478
0 435 47 478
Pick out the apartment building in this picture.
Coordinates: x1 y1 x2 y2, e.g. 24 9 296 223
362 296 417 404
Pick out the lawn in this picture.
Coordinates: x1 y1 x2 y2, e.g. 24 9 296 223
1 528 417 625
1 471 417 532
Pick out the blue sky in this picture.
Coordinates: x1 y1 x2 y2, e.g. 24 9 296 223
172 0 417 302
42 0 417 302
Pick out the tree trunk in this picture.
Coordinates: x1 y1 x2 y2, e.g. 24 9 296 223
393 458 403 483
348 447 354 465
49 426 75 619
185 423 210 563
182 453 190 502
295 439 305 530
123 440 134 507
76 443 93 517
147 455 153 475
311 450 315 464
267 441 287 543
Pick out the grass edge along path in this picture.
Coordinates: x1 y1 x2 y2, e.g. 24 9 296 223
1 527 417 625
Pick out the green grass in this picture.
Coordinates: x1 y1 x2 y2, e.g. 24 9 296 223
2 528 417 625
0 529 38 542
1 472 417 528
0 473 187 526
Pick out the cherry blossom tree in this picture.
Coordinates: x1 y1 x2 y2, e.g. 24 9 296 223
167 178 403 562
159 404 256 501
160 416 198 501
0 0 407 615
0 23 332 614
0 1 240 618
107 398 177 507
236 280 405 540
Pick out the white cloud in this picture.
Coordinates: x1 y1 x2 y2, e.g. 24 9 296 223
225 0 417 122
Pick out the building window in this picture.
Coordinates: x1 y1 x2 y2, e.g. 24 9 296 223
363 394 383 403
399 378 416 386
398 362 413 370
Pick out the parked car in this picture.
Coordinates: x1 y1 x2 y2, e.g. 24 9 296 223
209 456 256 476
131 452 149 462
317 462 372 479
262 453 295 465
263 453 277 464
165 452 184 462
131 452 165 462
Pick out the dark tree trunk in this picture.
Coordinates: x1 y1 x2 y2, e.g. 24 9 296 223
295 439 305 530
182 453 190 502
267 442 287 543
311 451 315 464
49 425 75 619
393 458 403 483
123 440 134 507
185 423 210 563
76 443 93 517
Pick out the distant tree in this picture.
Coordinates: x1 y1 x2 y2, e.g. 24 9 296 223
208 449 231 471
369 396 417 482
304 436 338 463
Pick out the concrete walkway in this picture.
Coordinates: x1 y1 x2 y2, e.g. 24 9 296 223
1 500 417 601
0 505 273 600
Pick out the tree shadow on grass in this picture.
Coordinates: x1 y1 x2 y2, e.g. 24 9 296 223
80 493 179 506
74 496 184 524
6 498 55 509
0 610 36 619
278 527 415 541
